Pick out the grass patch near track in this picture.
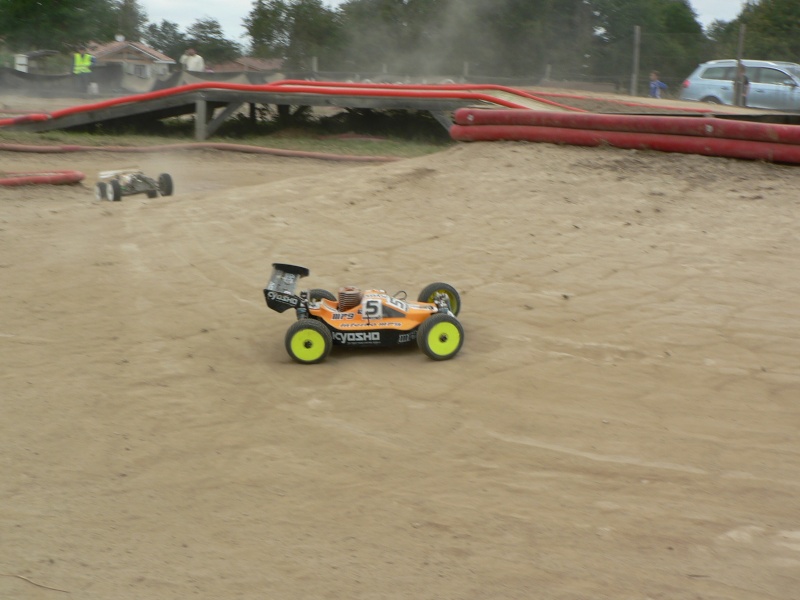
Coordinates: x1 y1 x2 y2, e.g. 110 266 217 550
0 109 454 159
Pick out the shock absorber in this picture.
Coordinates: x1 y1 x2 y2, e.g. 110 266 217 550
296 291 309 319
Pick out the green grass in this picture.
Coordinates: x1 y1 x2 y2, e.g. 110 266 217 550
0 110 455 159
0 129 449 158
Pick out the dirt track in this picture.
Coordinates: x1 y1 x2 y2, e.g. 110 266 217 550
2 106 800 599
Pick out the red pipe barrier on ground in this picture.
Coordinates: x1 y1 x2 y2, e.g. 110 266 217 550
454 108 800 145
0 170 85 186
449 123 800 164
0 142 398 162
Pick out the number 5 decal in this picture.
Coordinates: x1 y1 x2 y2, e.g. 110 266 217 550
363 299 382 319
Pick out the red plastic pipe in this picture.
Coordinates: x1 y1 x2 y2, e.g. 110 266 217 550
449 123 800 164
0 170 85 186
454 108 800 145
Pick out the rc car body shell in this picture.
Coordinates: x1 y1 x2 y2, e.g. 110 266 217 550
264 263 464 362
309 290 439 347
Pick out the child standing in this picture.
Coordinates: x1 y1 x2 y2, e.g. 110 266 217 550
649 71 668 98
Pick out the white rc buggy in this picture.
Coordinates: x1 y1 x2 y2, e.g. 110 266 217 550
95 168 174 202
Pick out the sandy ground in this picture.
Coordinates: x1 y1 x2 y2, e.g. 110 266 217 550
2 104 800 600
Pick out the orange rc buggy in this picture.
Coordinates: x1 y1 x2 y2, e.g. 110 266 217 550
264 263 464 364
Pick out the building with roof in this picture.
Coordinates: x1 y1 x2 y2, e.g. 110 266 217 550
12 49 60 73
88 39 176 79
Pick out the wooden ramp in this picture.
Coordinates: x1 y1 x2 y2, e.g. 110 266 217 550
0 81 581 140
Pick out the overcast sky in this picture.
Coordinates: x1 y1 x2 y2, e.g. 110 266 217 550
138 0 746 44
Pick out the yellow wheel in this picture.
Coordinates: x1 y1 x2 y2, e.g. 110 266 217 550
285 319 332 364
417 282 461 316
417 314 464 360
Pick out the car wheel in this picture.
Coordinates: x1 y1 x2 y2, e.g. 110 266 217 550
106 179 122 201
417 282 461 316
146 189 158 198
417 313 464 360
285 319 332 364
701 96 722 104
158 173 174 196
308 288 336 302
94 182 107 201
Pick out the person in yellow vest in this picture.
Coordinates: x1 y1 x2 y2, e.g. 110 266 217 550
73 46 95 93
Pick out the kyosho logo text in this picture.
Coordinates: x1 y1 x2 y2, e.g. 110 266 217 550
333 331 380 343
267 291 298 305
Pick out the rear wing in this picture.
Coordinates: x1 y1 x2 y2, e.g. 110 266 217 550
264 263 310 313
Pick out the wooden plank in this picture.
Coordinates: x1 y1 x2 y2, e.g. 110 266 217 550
429 110 455 131
205 102 244 138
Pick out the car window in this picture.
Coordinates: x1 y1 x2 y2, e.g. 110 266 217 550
756 68 792 85
701 66 732 80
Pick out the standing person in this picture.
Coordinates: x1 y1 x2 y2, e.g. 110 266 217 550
735 62 750 107
179 48 205 72
73 46 94 92
648 70 667 98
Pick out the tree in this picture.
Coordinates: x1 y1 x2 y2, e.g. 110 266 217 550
185 18 242 64
112 0 148 42
739 0 800 60
651 0 707 76
0 0 117 50
588 0 706 86
144 17 244 65
284 0 342 70
245 0 341 70
245 0 292 58
336 0 450 75
143 20 188 61
331 0 600 80
458 0 598 78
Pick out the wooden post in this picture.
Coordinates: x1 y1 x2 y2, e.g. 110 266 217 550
630 25 641 96
195 98 207 141
735 25 747 106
